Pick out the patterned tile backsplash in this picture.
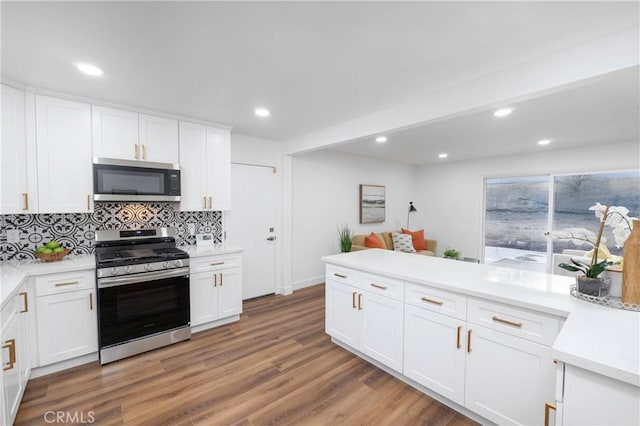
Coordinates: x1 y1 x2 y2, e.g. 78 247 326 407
0 203 223 261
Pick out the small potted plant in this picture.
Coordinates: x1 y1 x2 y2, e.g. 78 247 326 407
558 257 612 297
337 224 354 253
443 248 460 260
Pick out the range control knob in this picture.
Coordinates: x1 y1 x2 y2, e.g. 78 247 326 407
110 267 118 276
163 261 171 268
174 260 183 267
124 266 132 274
144 263 151 271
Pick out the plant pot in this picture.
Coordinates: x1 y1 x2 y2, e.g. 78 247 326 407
577 276 610 298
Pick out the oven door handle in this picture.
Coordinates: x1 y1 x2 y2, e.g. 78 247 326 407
98 268 190 288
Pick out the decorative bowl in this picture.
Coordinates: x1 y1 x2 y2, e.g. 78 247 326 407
35 248 71 263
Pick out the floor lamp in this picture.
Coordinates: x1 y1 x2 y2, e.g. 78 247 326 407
407 202 417 229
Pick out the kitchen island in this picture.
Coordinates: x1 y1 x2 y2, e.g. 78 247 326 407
323 249 639 426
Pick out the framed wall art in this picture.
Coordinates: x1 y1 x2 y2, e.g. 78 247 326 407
359 184 386 224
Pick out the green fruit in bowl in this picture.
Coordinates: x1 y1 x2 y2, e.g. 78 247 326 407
53 247 66 254
46 241 60 249
41 248 53 254
36 246 48 253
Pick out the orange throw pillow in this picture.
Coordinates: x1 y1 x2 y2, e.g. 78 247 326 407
364 232 386 249
402 228 426 251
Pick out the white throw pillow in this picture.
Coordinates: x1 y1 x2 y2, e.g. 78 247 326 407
392 232 416 253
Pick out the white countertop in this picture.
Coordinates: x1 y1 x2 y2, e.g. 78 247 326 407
181 245 243 258
322 249 640 387
1 255 96 309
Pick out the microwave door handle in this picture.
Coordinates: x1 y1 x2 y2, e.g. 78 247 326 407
111 189 138 195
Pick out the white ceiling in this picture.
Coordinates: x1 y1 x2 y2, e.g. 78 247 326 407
2 1 639 164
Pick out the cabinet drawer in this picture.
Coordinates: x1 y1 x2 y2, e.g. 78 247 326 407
405 283 467 320
326 265 360 287
361 274 404 301
34 270 95 297
467 299 560 346
190 254 241 273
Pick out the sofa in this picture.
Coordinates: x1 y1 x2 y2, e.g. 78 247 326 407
351 231 437 256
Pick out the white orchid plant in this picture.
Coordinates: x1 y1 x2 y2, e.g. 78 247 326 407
546 203 636 278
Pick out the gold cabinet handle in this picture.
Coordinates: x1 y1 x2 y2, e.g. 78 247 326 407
210 262 225 266
456 325 462 349
352 291 357 309
370 283 387 290
2 339 16 371
87 194 91 210
358 293 363 310
19 292 28 313
142 144 146 160
421 296 443 306
89 293 93 310
203 196 207 209
334 273 347 279
467 329 472 353
544 402 557 426
214 274 217 287
55 281 79 287
22 193 29 211
492 316 523 328
219 272 223 286
134 144 139 159
208 196 212 209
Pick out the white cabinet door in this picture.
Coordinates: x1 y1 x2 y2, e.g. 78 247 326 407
218 267 243 318
325 280 361 349
465 325 555 426
1 85 32 214
179 121 209 211
206 126 231 210
404 304 466 405
139 114 179 163
360 290 404 373
1 313 24 425
36 289 98 366
36 95 93 213
92 106 139 160
190 271 218 326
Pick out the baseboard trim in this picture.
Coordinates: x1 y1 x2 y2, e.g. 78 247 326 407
191 315 240 334
31 352 99 378
292 276 324 291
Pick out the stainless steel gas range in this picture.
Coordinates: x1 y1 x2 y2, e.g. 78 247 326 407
94 227 191 364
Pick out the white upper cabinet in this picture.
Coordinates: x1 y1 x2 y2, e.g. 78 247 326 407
139 114 179 163
35 95 93 213
179 122 231 211
1 85 35 214
92 106 179 163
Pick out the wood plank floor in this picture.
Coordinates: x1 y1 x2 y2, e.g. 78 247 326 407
16 284 478 426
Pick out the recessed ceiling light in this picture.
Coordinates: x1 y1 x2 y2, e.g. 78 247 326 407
438 153 448 159
74 62 103 76
255 108 270 117
493 108 513 117
375 136 387 143
537 139 552 145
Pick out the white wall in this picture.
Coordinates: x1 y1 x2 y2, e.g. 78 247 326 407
291 150 417 288
414 141 640 260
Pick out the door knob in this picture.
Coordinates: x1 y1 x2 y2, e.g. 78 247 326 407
266 236 276 241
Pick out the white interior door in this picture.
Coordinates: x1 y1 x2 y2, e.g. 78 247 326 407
226 164 277 299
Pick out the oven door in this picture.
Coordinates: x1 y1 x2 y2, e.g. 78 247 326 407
97 268 190 348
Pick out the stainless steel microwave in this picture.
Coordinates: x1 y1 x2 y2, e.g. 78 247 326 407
93 158 181 202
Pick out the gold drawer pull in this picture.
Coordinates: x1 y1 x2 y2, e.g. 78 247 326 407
333 273 347 279
203 196 207 209
55 281 79 287
456 325 462 349
544 402 556 426
214 274 217 287
142 144 146 160
2 339 16 371
492 316 522 328
210 261 225 266
134 144 139 159
220 272 223 286
421 296 443 306
87 194 91 210
89 293 93 310
19 292 28 313
22 193 29 211
370 283 387 290
208 196 212 209
467 329 472 353
352 292 357 309
358 293 363 310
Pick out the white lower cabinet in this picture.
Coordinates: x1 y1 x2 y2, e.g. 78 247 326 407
325 275 404 373
1 282 31 425
404 304 466 405
35 271 98 366
189 254 243 330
